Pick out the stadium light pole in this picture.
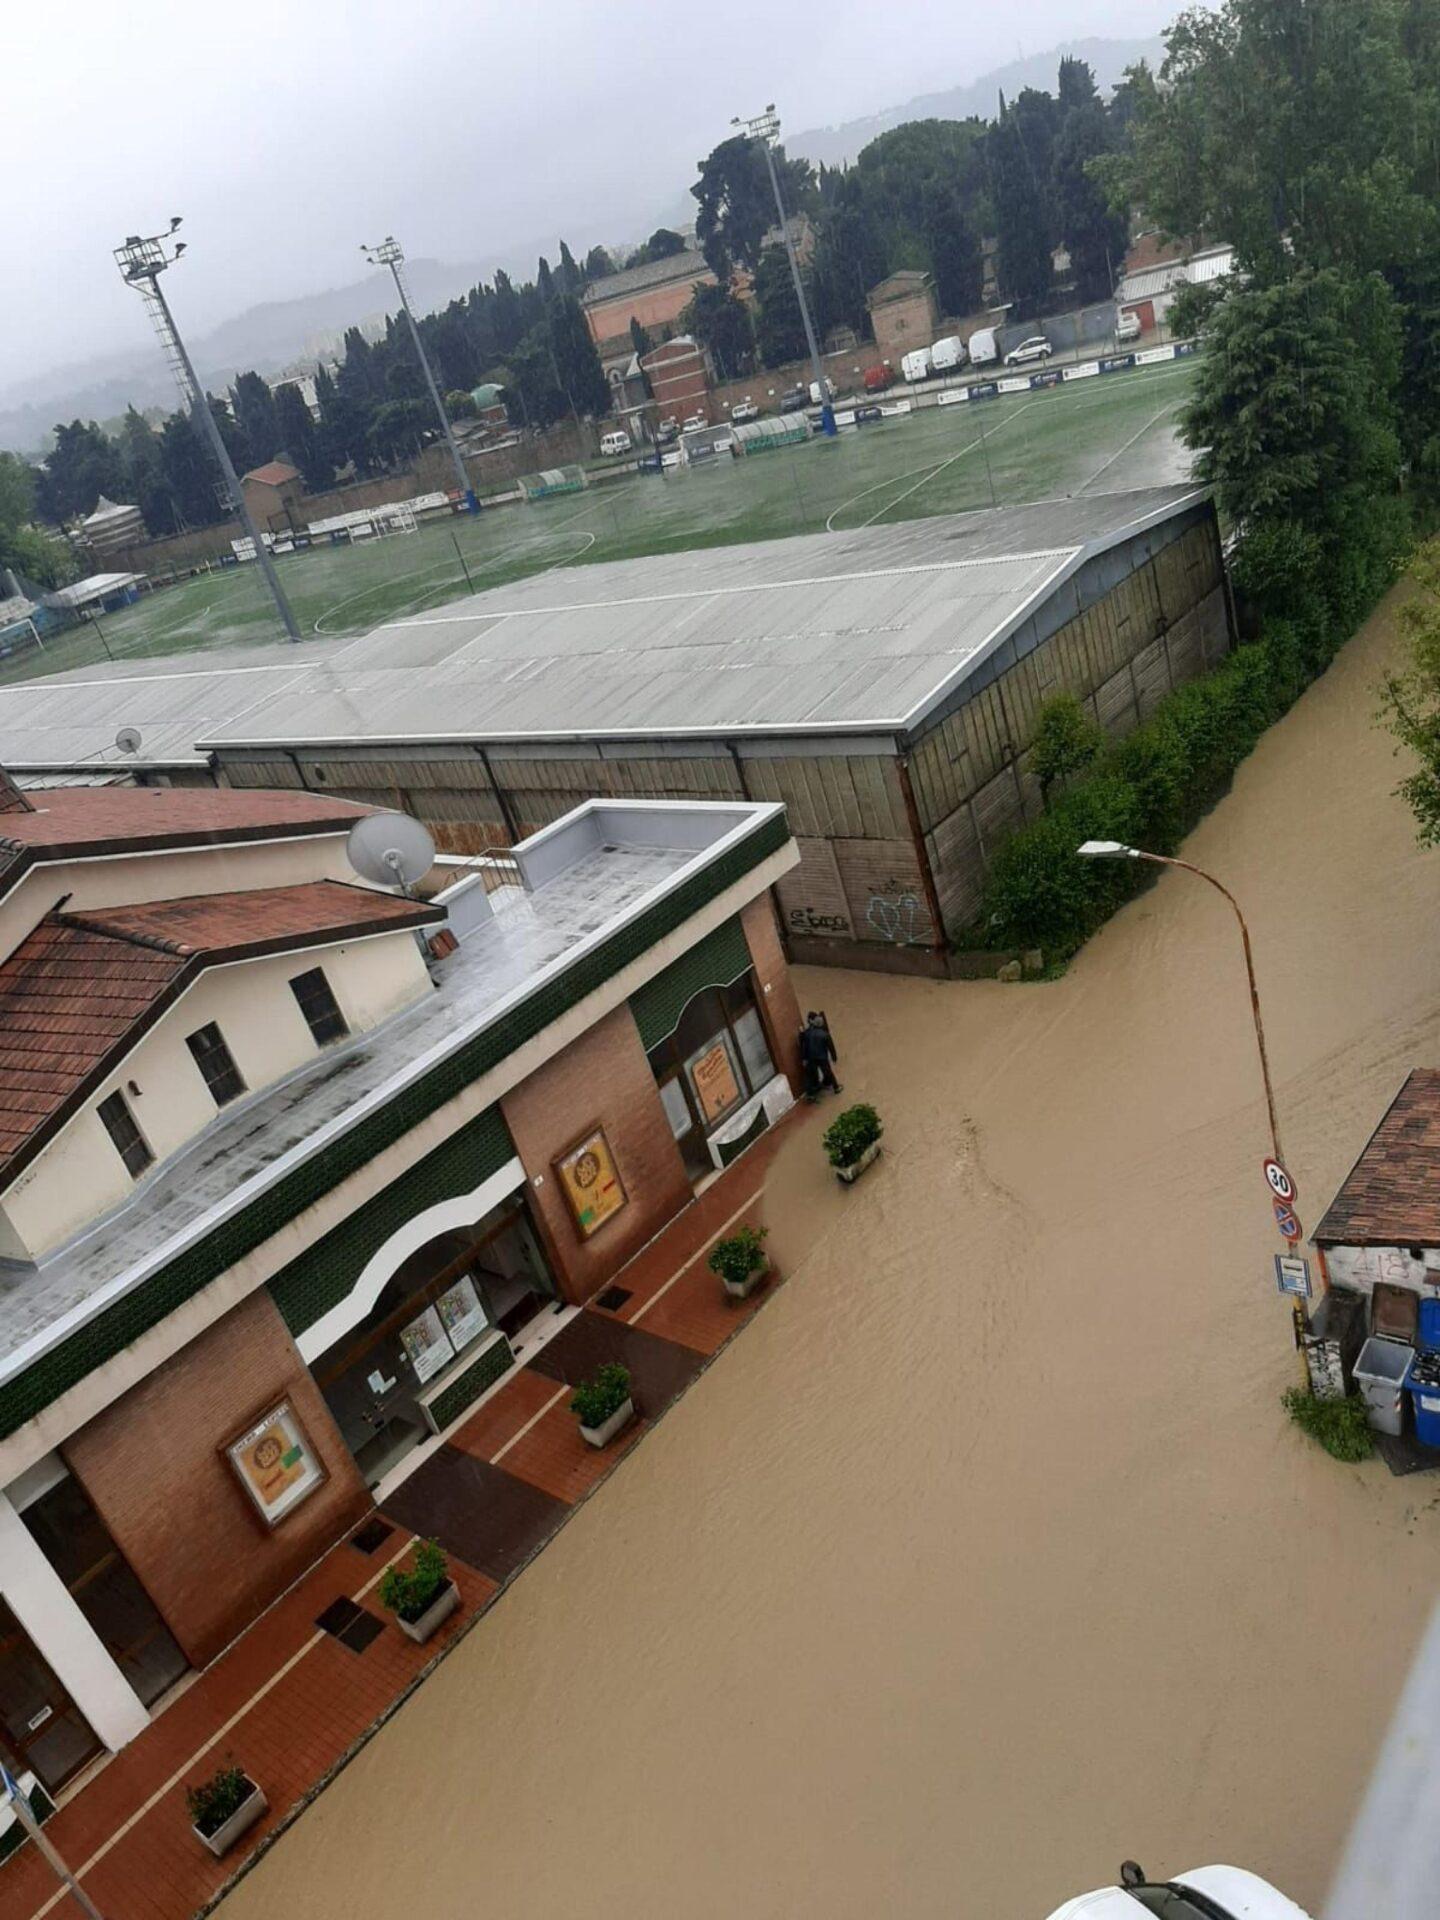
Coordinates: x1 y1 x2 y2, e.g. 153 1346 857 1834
732 105 836 437
361 236 478 511
114 220 301 643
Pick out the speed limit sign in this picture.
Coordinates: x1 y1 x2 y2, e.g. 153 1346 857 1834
1263 1157 1297 1205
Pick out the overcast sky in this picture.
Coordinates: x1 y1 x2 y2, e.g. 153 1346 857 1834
5 0 1180 390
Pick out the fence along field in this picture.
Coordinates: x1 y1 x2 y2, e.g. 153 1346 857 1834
9 359 1197 686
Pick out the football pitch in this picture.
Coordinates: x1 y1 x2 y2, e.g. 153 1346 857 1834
12 360 1197 686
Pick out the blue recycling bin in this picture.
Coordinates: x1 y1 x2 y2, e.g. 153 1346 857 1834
1405 1300 1440 1446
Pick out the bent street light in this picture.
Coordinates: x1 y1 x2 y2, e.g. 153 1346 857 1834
732 105 836 438
114 220 300 642
1077 838 1308 1364
361 236 477 513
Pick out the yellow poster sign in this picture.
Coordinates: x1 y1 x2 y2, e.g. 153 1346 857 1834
226 1401 323 1526
558 1127 627 1238
689 1039 741 1124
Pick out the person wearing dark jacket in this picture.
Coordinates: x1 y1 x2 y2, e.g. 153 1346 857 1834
799 1010 841 1101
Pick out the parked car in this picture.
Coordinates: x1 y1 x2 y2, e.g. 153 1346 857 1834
730 399 760 423
901 347 932 383
930 334 966 373
1115 309 1142 343
862 364 893 392
598 429 632 456
1046 1860 1312 1920
682 411 708 432
656 417 679 443
780 383 809 412
967 326 1001 366
854 404 884 426
1005 334 1055 367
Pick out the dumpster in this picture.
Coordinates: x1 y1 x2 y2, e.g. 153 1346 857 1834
1355 1335 1412 1435
1405 1300 1440 1447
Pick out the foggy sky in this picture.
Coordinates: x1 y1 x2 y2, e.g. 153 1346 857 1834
5 0 1180 392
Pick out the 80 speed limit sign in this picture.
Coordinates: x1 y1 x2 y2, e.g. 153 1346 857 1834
1263 1157 1297 1205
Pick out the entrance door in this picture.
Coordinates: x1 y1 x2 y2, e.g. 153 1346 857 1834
0 1599 102 1794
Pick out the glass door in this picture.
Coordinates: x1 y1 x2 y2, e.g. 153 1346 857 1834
0 1599 103 1794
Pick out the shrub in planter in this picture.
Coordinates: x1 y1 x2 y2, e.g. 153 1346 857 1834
708 1224 769 1297
823 1103 883 1179
379 1537 452 1628
186 1764 266 1856
571 1362 634 1445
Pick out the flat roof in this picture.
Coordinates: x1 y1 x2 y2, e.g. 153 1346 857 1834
0 798 787 1387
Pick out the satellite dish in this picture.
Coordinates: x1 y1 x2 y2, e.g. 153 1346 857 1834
115 726 142 755
346 812 436 893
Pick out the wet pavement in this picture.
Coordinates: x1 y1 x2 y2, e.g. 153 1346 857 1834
219 579 1440 1920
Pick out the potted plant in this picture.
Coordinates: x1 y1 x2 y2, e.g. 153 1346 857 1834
379 1537 460 1644
571 1361 635 1447
708 1224 770 1299
823 1103 883 1184
186 1764 267 1859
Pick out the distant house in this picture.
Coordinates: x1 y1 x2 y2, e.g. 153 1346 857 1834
640 336 711 428
865 270 938 360
1117 234 1236 332
272 372 321 420
79 497 144 556
581 251 717 374
241 460 305 535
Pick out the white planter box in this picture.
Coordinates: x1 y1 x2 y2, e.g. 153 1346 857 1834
722 1254 771 1299
394 1578 460 1644
193 1779 267 1859
579 1395 635 1448
835 1140 881 1185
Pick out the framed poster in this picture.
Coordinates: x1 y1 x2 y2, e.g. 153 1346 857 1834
686 1034 741 1125
399 1305 454 1383
557 1125 627 1238
436 1274 488 1353
225 1401 325 1527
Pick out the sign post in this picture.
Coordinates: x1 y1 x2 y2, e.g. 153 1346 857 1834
1 1766 105 1920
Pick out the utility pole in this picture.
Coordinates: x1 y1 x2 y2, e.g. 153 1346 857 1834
362 236 478 511
732 105 836 437
114 220 301 642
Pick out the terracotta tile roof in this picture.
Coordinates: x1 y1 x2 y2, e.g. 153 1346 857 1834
1314 1070 1440 1246
1123 231 1193 277
0 882 441 1186
242 461 300 486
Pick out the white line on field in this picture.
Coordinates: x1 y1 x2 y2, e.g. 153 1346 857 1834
1079 401 1183 493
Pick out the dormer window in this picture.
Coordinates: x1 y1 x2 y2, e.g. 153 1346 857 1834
290 968 349 1047
185 1022 246 1107
97 1090 154 1179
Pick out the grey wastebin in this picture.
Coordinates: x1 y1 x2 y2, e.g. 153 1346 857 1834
1355 1335 1412 1436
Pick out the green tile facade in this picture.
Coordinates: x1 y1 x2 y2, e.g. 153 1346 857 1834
630 917 752 1050
424 1334 516 1431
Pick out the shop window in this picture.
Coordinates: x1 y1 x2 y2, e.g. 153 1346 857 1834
185 1021 246 1107
290 966 349 1046
645 973 776 1176
97 1090 153 1179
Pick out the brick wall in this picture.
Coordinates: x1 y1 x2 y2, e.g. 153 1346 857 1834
64 1291 369 1667
499 1004 692 1304
870 288 939 361
741 895 802 1092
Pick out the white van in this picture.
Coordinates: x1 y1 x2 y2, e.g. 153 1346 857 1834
901 347 932 383
967 327 1000 366
930 335 966 373
1115 309 1142 343
598 430 632 457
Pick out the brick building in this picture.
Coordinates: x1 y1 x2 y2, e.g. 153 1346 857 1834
240 459 305 535
866 270 939 361
640 334 712 426
581 251 716 374
0 783 799 1793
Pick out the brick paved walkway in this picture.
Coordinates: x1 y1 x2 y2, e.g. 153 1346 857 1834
5 1111 805 1920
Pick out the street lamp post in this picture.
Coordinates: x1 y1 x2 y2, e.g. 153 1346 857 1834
732 105 836 438
1076 839 1310 1369
114 221 301 643
361 236 478 512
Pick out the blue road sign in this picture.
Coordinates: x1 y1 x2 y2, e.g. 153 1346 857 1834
1275 1253 1313 1298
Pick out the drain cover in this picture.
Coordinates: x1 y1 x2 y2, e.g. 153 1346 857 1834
350 1517 394 1555
315 1596 362 1637
337 1610 385 1653
595 1285 632 1313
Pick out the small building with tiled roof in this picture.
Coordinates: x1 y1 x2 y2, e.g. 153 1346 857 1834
1314 1070 1440 1294
865 269 938 362
241 459 305 535
0 777 801 1800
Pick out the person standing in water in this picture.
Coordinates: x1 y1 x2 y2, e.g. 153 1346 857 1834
799 1010 841 1101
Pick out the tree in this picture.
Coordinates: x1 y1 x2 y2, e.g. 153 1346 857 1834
681 283 756 379
920 183 984 316
491 271 527 355
32 420 126 523
536 256 557 306
583 245 615 281
1382 544 1440 843
629 227 687 267
629 317 653 360
502 330 567 428
557 240 583 294
1053 99 1128 302
0 453 72 587
548 296 611 416
811 186 891 339
987 108 1054 310
752 246 807 367
229 371 280 470
367 398 432 466
445 389 478 420
275 384 332 492
692 134 812 276
116 407 176 538
1057 54 1099 112
159 411 224 528
1030 693 1104 806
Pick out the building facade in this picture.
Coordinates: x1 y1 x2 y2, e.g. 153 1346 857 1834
581 252 717 373
866 271 939 361
240 461 305 535
0 784 800 1793
640 335 712 426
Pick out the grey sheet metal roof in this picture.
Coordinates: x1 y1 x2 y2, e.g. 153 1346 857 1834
0 661 313 768
580 249 712 305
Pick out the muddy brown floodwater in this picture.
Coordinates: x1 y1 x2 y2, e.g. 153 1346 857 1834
223 581 1440 1920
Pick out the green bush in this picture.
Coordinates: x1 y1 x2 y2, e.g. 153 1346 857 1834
379 1537 450 1623
708 1224 769 1287
571 1362 632 1429
1282 1388 1373 1463
822 1103 883 1169
1031 692 1104 806
186 1765 256 1836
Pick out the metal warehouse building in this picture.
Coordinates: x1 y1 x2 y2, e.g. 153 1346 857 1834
0 485 1232 972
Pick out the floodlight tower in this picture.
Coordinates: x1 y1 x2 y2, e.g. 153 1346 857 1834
732 105 835 436
114 220 301 642
361 236 478 511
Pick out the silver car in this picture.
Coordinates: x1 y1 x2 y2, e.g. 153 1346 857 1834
1005 334 1055 366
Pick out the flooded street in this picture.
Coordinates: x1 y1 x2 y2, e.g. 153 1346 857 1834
223 582 1440 1919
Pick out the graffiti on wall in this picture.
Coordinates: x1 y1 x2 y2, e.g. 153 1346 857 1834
866 892 927 945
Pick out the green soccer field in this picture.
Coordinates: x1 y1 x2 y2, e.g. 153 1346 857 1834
11 360 1196 685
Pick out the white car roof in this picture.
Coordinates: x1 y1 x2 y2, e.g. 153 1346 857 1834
1174 1865 1313 1918
1045 1891 1143 1919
